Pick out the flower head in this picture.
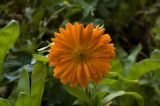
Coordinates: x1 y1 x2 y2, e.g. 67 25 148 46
48 23 115 88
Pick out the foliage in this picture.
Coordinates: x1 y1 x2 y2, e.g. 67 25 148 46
0 0 160 106
0 20 20 73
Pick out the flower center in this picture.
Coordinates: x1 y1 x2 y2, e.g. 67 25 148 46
74 50 89 62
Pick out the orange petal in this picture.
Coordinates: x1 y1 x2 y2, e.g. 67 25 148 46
83 63 91 79
54 32 64 40
92 27 105 40
87 62 101 83
101 34 111 44
60 63 75 81
59 28 66 34
70 66 78 87
52 38 72 50
77 24 84 45
53 63 70 78
77 64 88 88
83 23 93 45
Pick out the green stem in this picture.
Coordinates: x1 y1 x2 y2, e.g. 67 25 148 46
84 87 92 106
108 72 140 84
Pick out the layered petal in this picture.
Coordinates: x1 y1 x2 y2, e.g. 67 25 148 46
48 22 116 88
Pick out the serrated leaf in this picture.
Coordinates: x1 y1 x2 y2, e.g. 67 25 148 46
0 20 20 73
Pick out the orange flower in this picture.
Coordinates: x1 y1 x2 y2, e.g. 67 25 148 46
48 23 115 88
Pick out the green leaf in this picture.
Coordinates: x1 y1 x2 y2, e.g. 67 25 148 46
63 85 89 104
15 92 30 106
17 69 30 94
9 69 30 100
31 62 47 106
110 59 123 75
32 54 48 62
150 49 160 59
0 97 15 106
77 0 98 19
101 91 144 106
127 59 160 79
92 92 106 106
32 8 45 27
124 44 142 75
66 6 82 18
0 20 20 73
155 87 160 96
96 84 116 93
109 72 139 84
116 43 128 59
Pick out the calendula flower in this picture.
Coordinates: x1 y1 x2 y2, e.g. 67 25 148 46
48 23 115 88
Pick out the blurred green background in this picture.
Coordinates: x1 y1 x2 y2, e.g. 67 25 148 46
0 0 160 106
